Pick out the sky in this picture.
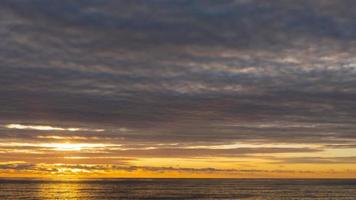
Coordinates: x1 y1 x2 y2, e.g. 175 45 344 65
1 0 356 179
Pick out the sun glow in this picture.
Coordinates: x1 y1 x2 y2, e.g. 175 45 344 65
40 143 112 151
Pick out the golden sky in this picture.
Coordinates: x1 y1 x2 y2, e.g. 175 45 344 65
1 123 356 178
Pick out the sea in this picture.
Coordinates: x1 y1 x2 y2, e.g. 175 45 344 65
1 179 356 199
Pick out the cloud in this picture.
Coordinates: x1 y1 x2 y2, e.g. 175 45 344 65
0 140 320 160
276 156 356 164
102 147 321 158
0 162 36 171
4 124 104 132
0 162 315 175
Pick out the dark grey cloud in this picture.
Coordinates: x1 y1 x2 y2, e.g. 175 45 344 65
0 163 36 171
0 0 356 160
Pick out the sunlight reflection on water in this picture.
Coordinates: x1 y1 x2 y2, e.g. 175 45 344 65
0 179 356 200
38 182 84 199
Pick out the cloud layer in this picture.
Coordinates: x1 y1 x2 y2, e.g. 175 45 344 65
0 0 356 177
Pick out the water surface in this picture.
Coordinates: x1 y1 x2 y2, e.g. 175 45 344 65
1 179 356 199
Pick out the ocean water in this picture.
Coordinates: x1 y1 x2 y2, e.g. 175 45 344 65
1 179 356 199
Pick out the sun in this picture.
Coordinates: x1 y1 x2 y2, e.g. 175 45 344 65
39 143 112 151
45 143 83 151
